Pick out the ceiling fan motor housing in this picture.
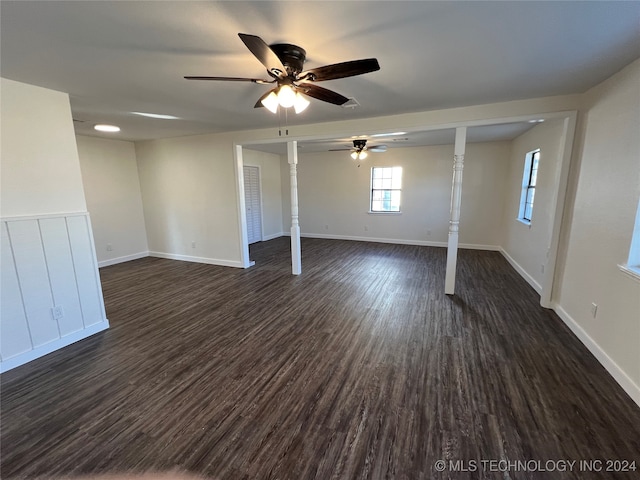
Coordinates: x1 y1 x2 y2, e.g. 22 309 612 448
185 34 379 109
353 139 367 150
270 44 307 75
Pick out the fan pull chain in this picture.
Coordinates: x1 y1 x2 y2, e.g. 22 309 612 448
277 107 290 136
285 108 289 136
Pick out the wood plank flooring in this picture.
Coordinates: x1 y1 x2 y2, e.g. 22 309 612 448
2 238 639 479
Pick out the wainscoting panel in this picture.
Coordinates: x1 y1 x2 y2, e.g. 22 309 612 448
7 219 59 348
0 223 33 361
39 217 85 336
66 215 105 327
0 213 108 372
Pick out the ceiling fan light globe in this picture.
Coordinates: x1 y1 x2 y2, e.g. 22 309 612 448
351 151 358 160
261 91 279 113
293 93 310 114
359 151 368 160
277 85 296 108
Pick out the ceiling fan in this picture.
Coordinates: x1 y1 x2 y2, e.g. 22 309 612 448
185 33 380 114
331 139 387 160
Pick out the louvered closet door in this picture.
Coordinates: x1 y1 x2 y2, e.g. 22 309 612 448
243 166 263 244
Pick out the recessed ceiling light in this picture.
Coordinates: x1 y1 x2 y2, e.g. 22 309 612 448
131 112 180 120
371 131 408 137
94 124 120 132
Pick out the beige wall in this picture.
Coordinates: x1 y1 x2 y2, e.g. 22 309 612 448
556 59 640 393
1 78 86 217
76 135 149 265
242 148 284 239
293 142 510 247
502 119 566 291
135 133 243 266
134 94 584 267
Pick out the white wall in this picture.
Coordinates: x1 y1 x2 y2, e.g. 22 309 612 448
280 155 292 234
135 133 244 267
133 93 583 268
501 119 566 291
0 78 108 372
555 59 640 402
242 148 284 239
1 78 87 216
292 142 510 247
76 135 149 266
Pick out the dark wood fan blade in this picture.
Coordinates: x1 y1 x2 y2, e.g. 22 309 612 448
300 58 380 82
184 76 273 84
369 145 388 152
238 33 286 76
298 84 349 105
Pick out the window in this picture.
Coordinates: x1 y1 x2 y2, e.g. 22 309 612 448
620 198 640 281
371 166 402 212
518 149 540 223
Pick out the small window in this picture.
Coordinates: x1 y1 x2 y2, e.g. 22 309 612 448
518 149 540 223
371 166 402 212
626 199 640 270
619 199 640 282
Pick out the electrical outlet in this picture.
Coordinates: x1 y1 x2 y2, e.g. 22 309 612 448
364 225 369 231
51 305 64 321
426 230 432 236
191 241 196 248
106 243 113 251
324 225 329 230
590 303 598 318
541 264 545 274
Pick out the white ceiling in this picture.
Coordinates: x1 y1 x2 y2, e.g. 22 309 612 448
2 1 639 147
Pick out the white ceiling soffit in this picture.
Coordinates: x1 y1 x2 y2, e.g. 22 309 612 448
245 122 536 155
1 1 639 142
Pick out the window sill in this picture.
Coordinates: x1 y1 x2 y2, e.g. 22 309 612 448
368 211 402 215
516 218 532 228
618 264 640 283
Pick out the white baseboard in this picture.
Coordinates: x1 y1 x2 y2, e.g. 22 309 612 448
296 232 500 251
98 251 149 268
499 248 542 294
149 251 245 268
553 305 640 408
0 321 109 373
301 232 443 246
262 232 285 241
459 243 502 251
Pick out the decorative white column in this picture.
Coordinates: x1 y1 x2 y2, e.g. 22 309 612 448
445 127 467 295
288 140 302 275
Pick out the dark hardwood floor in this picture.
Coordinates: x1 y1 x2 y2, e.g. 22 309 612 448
2 238 639 480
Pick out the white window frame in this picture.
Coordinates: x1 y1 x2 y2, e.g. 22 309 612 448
370 166 403 213
518 149 540 225
619 198 640 282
